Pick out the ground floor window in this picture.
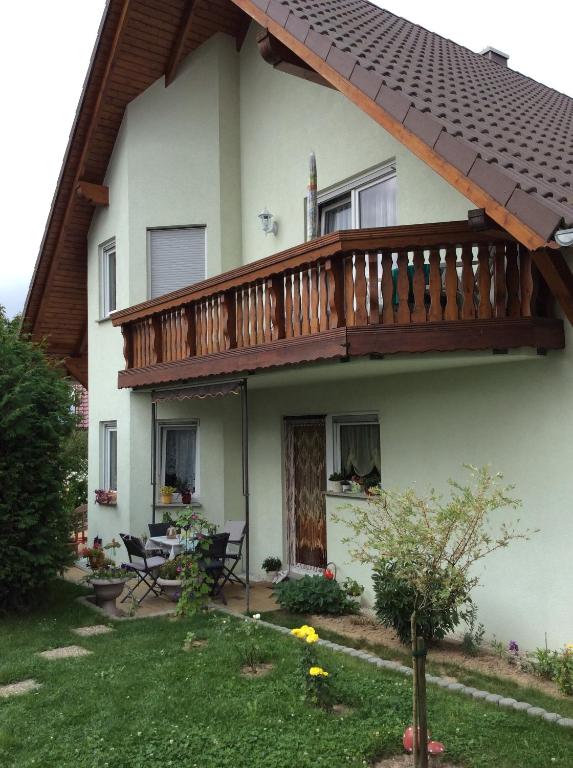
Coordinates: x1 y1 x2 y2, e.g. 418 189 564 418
159 422 198 497
101 421 117 490
333 415 381 482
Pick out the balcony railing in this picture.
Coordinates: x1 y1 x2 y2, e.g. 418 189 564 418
112 221 564 388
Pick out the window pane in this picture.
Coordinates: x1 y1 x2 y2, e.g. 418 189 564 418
107 250 116 313
358 176 397 228
108 429 117 490
340 423 380 477
321 199 352 234
164 428 196 490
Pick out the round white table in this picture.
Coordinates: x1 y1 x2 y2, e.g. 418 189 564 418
146 535 185 560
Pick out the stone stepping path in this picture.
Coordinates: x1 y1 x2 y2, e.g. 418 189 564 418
38 645 92 660
0 680 41 698
72 624 113 637
253 617 573 730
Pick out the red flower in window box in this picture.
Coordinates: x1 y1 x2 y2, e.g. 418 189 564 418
323 568 335 581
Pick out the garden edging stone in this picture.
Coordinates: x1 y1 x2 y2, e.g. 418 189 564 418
252 615 573 729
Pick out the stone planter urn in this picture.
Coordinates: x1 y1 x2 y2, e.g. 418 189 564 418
157 577 181 602
91 578 129 616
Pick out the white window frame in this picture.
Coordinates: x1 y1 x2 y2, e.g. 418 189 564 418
326 412 381 478
147 225 207 300
156 420 200 501
317 162 397 235
101 421 117 491
99 238 117 318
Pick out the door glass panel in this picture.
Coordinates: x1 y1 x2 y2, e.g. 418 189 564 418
321 197 352 234
358 176 397 228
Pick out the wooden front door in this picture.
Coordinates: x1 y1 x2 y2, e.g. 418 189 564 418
285 418 327 568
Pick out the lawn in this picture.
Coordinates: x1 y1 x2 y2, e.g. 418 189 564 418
0 581 572 768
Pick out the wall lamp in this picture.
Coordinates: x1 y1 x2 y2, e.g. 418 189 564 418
555 228 573 248
258 207 277 236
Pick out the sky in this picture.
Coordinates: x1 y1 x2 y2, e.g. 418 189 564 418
1 0 572 320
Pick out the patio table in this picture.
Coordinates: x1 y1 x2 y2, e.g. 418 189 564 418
146 535 185 560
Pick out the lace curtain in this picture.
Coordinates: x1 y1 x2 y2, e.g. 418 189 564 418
340 423 380 477
164 428 196 488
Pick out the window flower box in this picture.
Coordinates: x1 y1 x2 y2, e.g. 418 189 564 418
94 489 117 505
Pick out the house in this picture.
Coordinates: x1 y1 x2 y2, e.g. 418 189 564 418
23 0 573 648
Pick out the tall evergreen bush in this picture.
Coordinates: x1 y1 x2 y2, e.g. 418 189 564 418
0 308 77 610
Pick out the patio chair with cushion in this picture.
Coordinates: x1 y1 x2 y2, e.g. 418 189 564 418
148 522 171 537
119 533 166 605
196 532 230 604
220 520 246 589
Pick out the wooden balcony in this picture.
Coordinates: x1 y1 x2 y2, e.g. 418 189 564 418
112 221 564 389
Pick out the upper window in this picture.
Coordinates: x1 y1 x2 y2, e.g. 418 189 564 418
149 226 206 299
319 166 397 235
158 422 198 498
100 239 117 317
333 414 381 480
101 421 117 491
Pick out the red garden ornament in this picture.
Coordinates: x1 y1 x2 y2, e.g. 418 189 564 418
403 726 444 757
323 561 337 580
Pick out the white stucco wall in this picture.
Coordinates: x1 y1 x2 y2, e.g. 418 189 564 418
84 30 572 649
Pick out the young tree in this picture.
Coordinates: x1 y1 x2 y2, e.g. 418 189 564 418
334 465 534 768
0 307 77 610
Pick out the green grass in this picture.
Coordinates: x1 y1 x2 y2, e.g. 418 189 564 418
262 610 573 720
0 582 571 768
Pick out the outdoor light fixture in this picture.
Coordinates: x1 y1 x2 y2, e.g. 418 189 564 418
258 207 277 236
555 228 573 248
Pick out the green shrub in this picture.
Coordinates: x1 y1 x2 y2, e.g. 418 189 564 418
274 575 358 615
372 558 472 643
0 309 76 611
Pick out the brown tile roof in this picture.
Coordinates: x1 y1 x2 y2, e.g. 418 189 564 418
248 0 573 240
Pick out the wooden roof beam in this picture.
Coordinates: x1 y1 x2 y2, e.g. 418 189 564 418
532 248 573 326
76 181 109 207
165 0 201 87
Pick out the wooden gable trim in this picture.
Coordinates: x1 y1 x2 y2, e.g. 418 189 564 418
165 0 200 87
76 181 109 206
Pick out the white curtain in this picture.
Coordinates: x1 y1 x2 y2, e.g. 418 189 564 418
323 199 352 233
358 176 397 228
164 428 196 489
340 424 380 476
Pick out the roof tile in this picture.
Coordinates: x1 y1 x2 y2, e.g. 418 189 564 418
350 64 384 100
469 158 518 205
404 107 443 148
374 84 411 123
285 12 310 42
434 132 479 176
251 0 270 11
267 0 290 26
305 28 332 61
326 45 357 79
507 188 563 240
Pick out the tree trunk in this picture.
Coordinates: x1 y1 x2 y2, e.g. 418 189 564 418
411 612 419 767
416 635 429 768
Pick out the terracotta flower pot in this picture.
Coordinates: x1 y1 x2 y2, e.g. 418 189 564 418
157 577 181 602
160 493 173 505
91 578 129 616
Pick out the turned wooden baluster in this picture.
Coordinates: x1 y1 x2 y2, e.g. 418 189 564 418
444 245 459 321
292 272 302 336
255 283 265 344
150 315 162 365
235 289 243 348
121 325 133 369
506 242 520 318
242 288 250 347
428 247 442 322
220 291 236 351
325 257 345 329
300 268 311 336
344 255 355 325
181 305 195 357
354 252 368 325
206 299 213 355
284 274 294 338
368 252 380 325
318 262 328 331
477 243 492 319
520 248 533 318
461 244 476 320
494 243 507 318
248 285 257 346
267 276 285 341
381 251 394 324
309 266 320 334
396 251 411 324
412 249 427 323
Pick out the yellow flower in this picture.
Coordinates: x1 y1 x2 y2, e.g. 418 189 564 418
291 625 319 642
305 632 319 644
309 666 329 677
566 643 573 651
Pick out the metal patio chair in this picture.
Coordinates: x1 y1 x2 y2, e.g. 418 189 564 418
196 532 230 604
220 520 247 589
119 533 166 605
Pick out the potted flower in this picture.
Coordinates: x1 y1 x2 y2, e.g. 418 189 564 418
176 477 193 505
83 540 130 616
94 489 117 505
262 556 282 582
160 485 176 504
157 558 182 602
327 472 344 493
81 543 106 570
340 478 351 493
342 577 364 607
